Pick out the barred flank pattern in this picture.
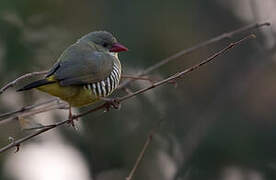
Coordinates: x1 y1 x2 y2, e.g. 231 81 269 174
84 63 121 97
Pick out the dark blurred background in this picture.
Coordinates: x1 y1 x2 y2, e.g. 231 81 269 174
0 0 276 180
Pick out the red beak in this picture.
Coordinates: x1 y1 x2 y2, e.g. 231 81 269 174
110 43 128 52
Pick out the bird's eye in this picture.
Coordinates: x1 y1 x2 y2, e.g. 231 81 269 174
103 43 108 47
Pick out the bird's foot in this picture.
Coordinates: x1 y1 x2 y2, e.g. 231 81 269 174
100 97 121 111
67 106 78 129
67 113 76 129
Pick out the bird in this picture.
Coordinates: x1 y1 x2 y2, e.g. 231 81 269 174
17 31 128 125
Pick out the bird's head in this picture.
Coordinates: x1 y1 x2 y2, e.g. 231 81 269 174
82 31 128 53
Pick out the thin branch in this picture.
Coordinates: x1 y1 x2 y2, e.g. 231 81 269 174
0 98 58 119
121 74 154 83
0 22 269 121
0 70 48 94
125 34 255 180
0 23 268 96
118 34 256 102
126 131 154 180
0 98 67 125
126 119 163 180
0 103 108 153
0 121 63 153
0 34 255 154
122 75 153 81
119 22 270 88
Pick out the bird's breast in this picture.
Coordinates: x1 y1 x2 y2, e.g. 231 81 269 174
84 61 121 97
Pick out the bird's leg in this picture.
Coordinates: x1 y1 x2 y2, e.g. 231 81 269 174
99 97 121 111
67 104 76 129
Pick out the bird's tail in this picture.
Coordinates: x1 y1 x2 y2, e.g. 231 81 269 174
17 79 55 91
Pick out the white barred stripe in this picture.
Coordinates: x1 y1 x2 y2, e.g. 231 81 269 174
111 71 116 81
114 69 120 78
101 80 106 96
97 82 102 96
113 65 120 73
92 83 97 95
114 70 120 82
85 63 120 97
110 74 115 91
112 70 119 81
113 70 119 78
107 77 111 93
114 63 120 70
113 66 120 74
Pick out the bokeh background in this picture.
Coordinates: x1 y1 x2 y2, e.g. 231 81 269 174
0 0 276 180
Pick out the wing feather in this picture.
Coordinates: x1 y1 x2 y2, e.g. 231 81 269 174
46 41 114 86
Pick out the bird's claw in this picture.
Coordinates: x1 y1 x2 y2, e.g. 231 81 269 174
67 110 78 129
100 97 121 111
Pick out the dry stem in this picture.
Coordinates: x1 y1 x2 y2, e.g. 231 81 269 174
0 71 48 94
119 22 270 88
0 34 255 153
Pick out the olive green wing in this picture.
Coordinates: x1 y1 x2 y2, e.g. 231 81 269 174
46 43 114 86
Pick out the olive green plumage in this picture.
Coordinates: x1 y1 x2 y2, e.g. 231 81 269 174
18 31 128 107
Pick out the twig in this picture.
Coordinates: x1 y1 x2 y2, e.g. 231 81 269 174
0 98 58 119
0 98 67 125
0 122 61 153
122 74 154 83
124 33 254 178
0 23 267 95
119 22 270 88
0 34 255 153
118 34 256 102
0 70 48 94
126 131 154 180
0 22 269 121
0 102 108 153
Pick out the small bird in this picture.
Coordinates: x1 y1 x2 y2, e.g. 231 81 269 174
18 31 128 124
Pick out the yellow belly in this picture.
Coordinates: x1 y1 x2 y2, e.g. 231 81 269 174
37 83 99 107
